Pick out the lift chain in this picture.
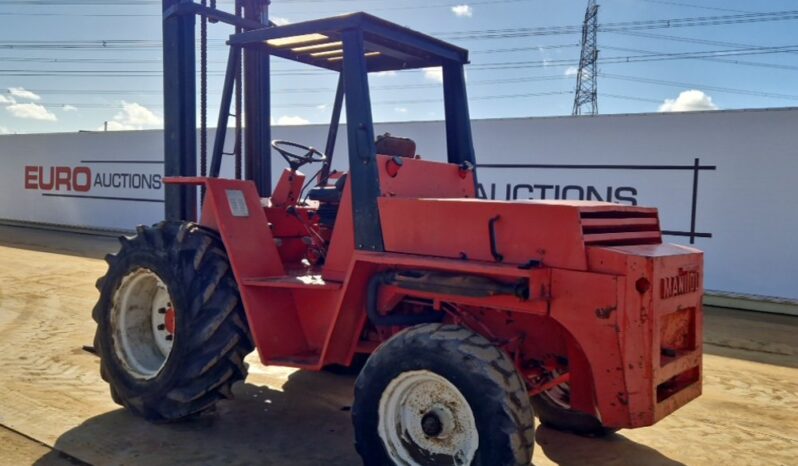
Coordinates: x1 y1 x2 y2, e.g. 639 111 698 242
200 0 209 198
209 0 218 22
234 0 243 180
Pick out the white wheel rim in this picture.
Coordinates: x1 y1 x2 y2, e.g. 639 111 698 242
110 268 175 380
378 370 478 466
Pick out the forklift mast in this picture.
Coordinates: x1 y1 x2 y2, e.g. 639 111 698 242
162 0 272 221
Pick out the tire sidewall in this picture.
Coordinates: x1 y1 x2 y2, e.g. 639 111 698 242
530 392 613 436
355 343 519 466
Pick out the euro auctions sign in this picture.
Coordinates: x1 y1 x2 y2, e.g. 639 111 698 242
24 165 163 193
0 130 165 230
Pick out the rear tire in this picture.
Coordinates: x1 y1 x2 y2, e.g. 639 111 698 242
352 324 535 466
530 381 616 437
323 352 369 376
92 221 253 421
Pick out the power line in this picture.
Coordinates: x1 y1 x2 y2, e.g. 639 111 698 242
1 45 794 76
471 45 798 70
15 75 571 96
0 0 422 4
600 73 798 101
0 5 795 114
602 93 663 104
13 68 796 105
602 45 798 72
0 43 580 63
28 89 572 110
0 40 579 53
0 0 534 15
439 10 798 40
639 0 754 14
1 10 796 47
609 30 797 51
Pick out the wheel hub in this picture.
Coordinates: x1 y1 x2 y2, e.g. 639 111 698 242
111 268 175 380
378 370 478 466
163 306 176 335
421 412 443 437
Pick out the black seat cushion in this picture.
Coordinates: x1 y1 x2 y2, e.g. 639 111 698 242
308 186 342 203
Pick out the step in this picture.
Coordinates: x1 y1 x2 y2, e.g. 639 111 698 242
242 274 342 290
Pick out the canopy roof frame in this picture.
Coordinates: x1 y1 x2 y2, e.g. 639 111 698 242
228 12 470 73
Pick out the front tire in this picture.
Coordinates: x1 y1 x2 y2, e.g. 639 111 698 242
352 324 535 466
92 221 253 421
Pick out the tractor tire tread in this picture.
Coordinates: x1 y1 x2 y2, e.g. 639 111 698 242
353 323 534 466
92 221 254 422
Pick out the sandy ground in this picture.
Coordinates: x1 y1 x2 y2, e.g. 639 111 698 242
0 224 796 466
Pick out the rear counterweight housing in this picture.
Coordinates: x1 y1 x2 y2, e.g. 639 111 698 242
585 243 703 427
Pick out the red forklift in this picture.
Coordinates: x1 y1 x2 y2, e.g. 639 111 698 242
92 5 704 466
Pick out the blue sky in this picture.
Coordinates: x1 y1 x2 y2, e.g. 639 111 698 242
0 0 796 134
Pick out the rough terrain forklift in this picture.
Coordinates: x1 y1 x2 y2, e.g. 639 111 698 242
92 10 704 466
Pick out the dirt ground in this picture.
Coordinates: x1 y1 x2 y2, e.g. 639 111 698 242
0 224 796 466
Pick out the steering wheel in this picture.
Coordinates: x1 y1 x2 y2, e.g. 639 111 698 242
271 140 327 170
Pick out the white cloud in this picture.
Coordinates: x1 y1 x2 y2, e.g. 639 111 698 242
658 90 718 113
451 4 473 17
272 16 290 26
8 87 41 101
374 70 397 77
422 67 443 83
62 105 78 112
274 115 310 126
0 95 15 105
6 102 57 121
101 101 163 131
0 126 10 135
565 66 589 79
316 104 328 110
394 107 408 113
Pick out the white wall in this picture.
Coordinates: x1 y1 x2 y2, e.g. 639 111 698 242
1 108 796 302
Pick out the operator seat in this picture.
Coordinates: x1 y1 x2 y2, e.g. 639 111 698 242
375 133 416 158
308 174 347 226
308 174 346 203
306 134 416 227
307 133 416 200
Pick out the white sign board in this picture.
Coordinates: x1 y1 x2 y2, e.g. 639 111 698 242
0 108 796 304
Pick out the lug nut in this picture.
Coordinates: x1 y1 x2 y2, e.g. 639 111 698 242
165 335 173 341
158 307 166 314
157 324 165 330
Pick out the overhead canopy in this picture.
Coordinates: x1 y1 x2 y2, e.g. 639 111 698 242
227 12 469 72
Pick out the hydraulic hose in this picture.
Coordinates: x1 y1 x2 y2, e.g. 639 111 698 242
366 272 444 327
366 270 529 327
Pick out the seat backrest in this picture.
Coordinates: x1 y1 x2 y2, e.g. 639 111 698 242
375 133 416 158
